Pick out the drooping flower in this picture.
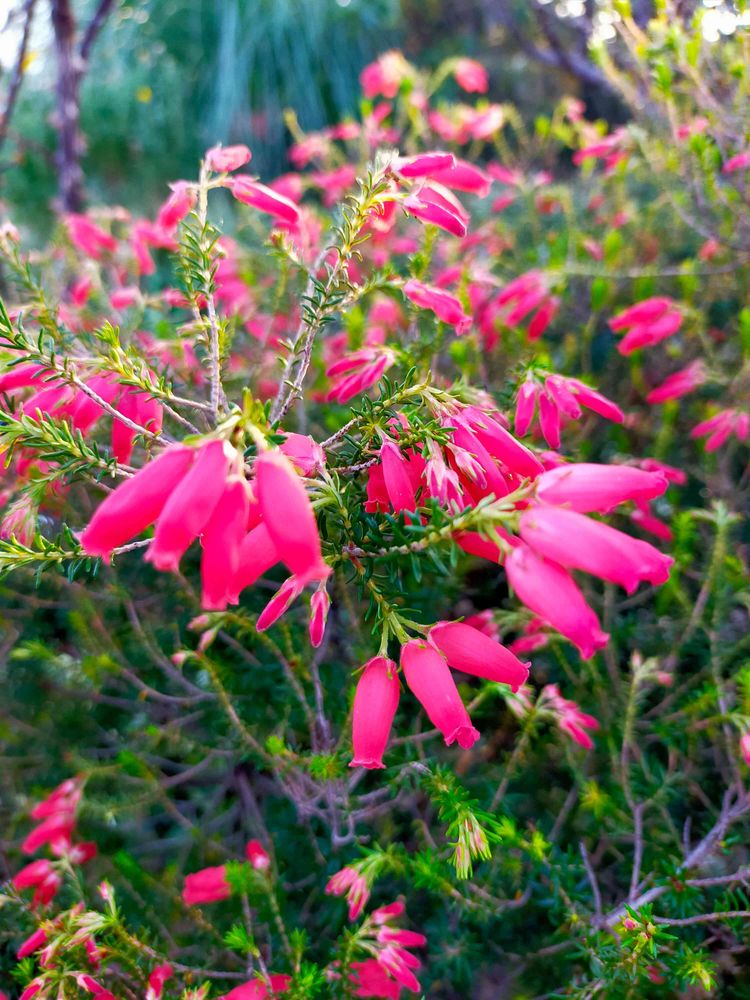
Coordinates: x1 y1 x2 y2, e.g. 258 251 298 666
505 543 609 659
453 57 489 93
402 278 471 331
156 181 196 232
400 639 480 748
379 439 418 513
145 440 237 573
326 347 395 403
326 865 371 921
81 446 196 559
309 583 331 648
402 188 468 237
646 360 706 405
350 657 400 769
64 214 117 259
519 504 673 594
200 477 251 610
255 449 330 585
540 684 600 749
515 374 623 446
691 409 749 452
230 178 300 225
428 621 529 690
609 297 683 355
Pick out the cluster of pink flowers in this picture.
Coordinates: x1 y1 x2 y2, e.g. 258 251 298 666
492 270 559 340
80 440 330 630
608 296 683 355
515 372 624 449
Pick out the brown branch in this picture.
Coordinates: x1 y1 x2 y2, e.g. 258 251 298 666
0 0 38 155
79 0 117 62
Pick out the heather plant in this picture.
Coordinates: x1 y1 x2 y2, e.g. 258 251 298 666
2 3 750 998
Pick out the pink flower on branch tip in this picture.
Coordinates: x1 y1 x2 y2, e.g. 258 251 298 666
608 297 683 355
402 278 471 331
646 361 706 405
350 656 400 769
182 864 231 905
394 151 456 178
205 144 252 172
64 214 117 258
219 976 291 1000
309 583 331 648
691 409 749 452
156 181 196 233
722 149 750 174
428 621 529 690
401 639 480 749
453 57 489 93
230 178 300 225
326 347 395 404
245 840 271 870
540 684 600 749
200 477 251 611
326 865 371 921
402 189 467 237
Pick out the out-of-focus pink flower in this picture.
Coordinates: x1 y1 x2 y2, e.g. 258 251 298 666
494 271 557 340
219 976 291 1000
691 409 749 451
326 347 395 403
360 51 410 99
401 639 480 748
609 297 683 355
350 959 400 998
428 159 492 196
506 543 609 659
255 449 330 585
230 178 300 225
64 214 117 259
646 361 706 404
146 964 174 1000
402 279 471 331
514 374 623 446
17 927 48 960
429 621 529 690
698 237 722 261
723 150 750 174
350 656 400 769
540 685 600 748
245 840 271 871
740 733 750 766
519 504 673 594
206 144 252 172
183 864 231 905
535 462 668 513
157 181 196 232
453 57 488 93
326 866 371 921
394 151 456 178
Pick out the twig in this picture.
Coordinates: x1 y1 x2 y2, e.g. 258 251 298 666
0 0 37 154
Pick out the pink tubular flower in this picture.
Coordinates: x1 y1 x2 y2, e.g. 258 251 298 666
157 181 196 232
400 639 480 749
380 439 418 513
609 297 683 354
182 864 231 905
111 386 164 465
350 959 400 999
535 462 668 513
505 543 609 659
394 151 456 178
646 360 706 404
230 178 300 225
403 189 467 237
722 149 750 174
519 505 673 594
220 975 291 1000
200 477 251 610
402 278 471 331
541 684 600 749
326 866 371 921
206 144 252 172
245 840 271 871
20 982 44 1000
360 51 410 99
146 964 174 1000
81 446 195 559
309 583 330 647
691 409 749 451
146 440 236 573
428 621 529 690
428 159 492 197
453 57 489 93
229 523 280 603
326 347 395 403
350 656 400 769
18 927 48 960
279 432 325 476
495 271 557 340
460 405 543 479
64 214 117 258
255 449 330 585
256 575 307 632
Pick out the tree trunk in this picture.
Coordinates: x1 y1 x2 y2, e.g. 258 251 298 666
50 0 85 212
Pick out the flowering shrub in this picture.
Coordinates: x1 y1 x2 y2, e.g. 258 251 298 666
2 3 750 996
